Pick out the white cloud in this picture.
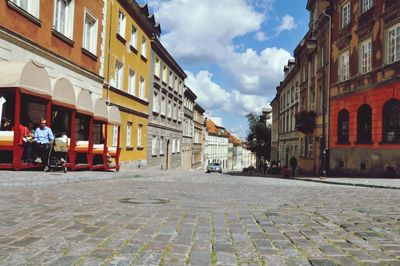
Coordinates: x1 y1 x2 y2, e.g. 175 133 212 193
255 31 268 42
186 70 267 116
276 14 296 34
150 0 264 65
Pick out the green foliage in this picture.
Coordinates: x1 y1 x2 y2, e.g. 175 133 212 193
246 112 271 160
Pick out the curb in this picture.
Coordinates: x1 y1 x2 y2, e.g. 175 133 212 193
226 172 400 190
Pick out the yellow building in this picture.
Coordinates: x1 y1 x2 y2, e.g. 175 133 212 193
103 1 160 167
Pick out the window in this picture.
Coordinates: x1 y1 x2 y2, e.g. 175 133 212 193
361 0 373 14
117 11 126 38
126 122 132 147
112 125 118 147
155 57 161 77
173 103 177 120
141 37 147 58
337 109 349 144
11 0 40 18
172 138 176 153
174 77 178 91
152 136 157 156
357 104 372 143
130 25 137 48
153 92 159 113
128 70 136 95
177 139 180 153
137 124 142 147
341 2 350 28
54 0 74 39
139 77 145 99
114 61 123 90
162 65 167 83
160 137 164 155
161 96 166 115
178 107 182 122
383 99 400 143
338 49 349 82
307 136 313 159
387 23 400 64
167 100 172 118
169 71 173 87
359 38 372 74
83 11 98 54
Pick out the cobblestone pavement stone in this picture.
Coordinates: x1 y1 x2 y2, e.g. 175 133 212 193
0 170 399 265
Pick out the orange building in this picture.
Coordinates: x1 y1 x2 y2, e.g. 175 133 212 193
329 0 400 177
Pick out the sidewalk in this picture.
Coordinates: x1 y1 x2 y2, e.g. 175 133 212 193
227 171 400 189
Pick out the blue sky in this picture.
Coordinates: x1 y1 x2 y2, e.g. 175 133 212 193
145 0 309 138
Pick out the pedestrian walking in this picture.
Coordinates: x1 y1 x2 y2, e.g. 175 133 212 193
290 156 297 177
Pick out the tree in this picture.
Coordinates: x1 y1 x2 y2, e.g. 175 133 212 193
246 112 272 170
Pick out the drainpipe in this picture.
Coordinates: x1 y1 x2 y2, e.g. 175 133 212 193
323 9 332 176
105 0 114 104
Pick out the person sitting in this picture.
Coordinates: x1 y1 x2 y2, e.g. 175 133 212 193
1 118 12 131
17 120 34 163
34 118 54 170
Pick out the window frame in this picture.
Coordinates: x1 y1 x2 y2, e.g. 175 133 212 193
117 10 126 38
137 124 143 147
53 0 74 39
130 25 137 48
337 109 350 144
139 76 146 100
341 2 351 28
382 99 400 143
359 38 372 74
10 0 40 18
357 104 372 144
126 122 132 147
387 23 400 64
361 0 373 14
128 69 136 95
114 60 124 90
82 10 98 55
338 49 350 82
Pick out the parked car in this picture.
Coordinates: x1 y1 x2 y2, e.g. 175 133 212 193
206 162 222 173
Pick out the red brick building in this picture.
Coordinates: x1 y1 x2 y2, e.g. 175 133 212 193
329 0 400 176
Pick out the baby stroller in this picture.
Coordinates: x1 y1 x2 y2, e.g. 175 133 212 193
46 134 69 173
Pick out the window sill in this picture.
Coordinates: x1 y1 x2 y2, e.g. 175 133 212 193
154 75 160 81
160 114 166 118
162 81 167 86
355 141 373 145
336 142 350 145
160 154 165 157
52 29 74 47
152 154 157 157
7 1 41 26
140 55 147 62
116 33 126 44
152 110 159 116
126 147 134 151
379 141 400 145
129 45 138 54
81 48 97 61
137 146 144 150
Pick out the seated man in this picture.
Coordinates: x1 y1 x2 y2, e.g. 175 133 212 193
34 118 54 170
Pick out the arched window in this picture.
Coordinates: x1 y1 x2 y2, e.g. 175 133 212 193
383 99 400 143
337 109 349 144
357 104 372 143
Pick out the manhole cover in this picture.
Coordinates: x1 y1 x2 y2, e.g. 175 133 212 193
118 198 169 205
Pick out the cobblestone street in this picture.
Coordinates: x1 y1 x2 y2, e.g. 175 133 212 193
0 171 399 265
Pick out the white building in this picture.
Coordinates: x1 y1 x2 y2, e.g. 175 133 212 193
204 118 228 170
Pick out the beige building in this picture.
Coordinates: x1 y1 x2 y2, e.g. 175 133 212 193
192 103 205 169
181 86 196 169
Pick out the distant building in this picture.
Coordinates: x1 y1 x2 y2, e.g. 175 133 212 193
192 103 205 169
204 118 228 170
147 36 186 170
181 86 196 169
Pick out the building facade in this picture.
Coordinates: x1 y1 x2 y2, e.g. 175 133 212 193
270 95 280 163
181 86 196 169
0 0 104 97
329 0 400 177
147 37 185 170
204 118 228 171
103 1 158 168
192 103 205 169
277 60 302 168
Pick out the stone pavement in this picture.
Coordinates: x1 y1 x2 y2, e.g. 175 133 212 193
0 170 399 265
